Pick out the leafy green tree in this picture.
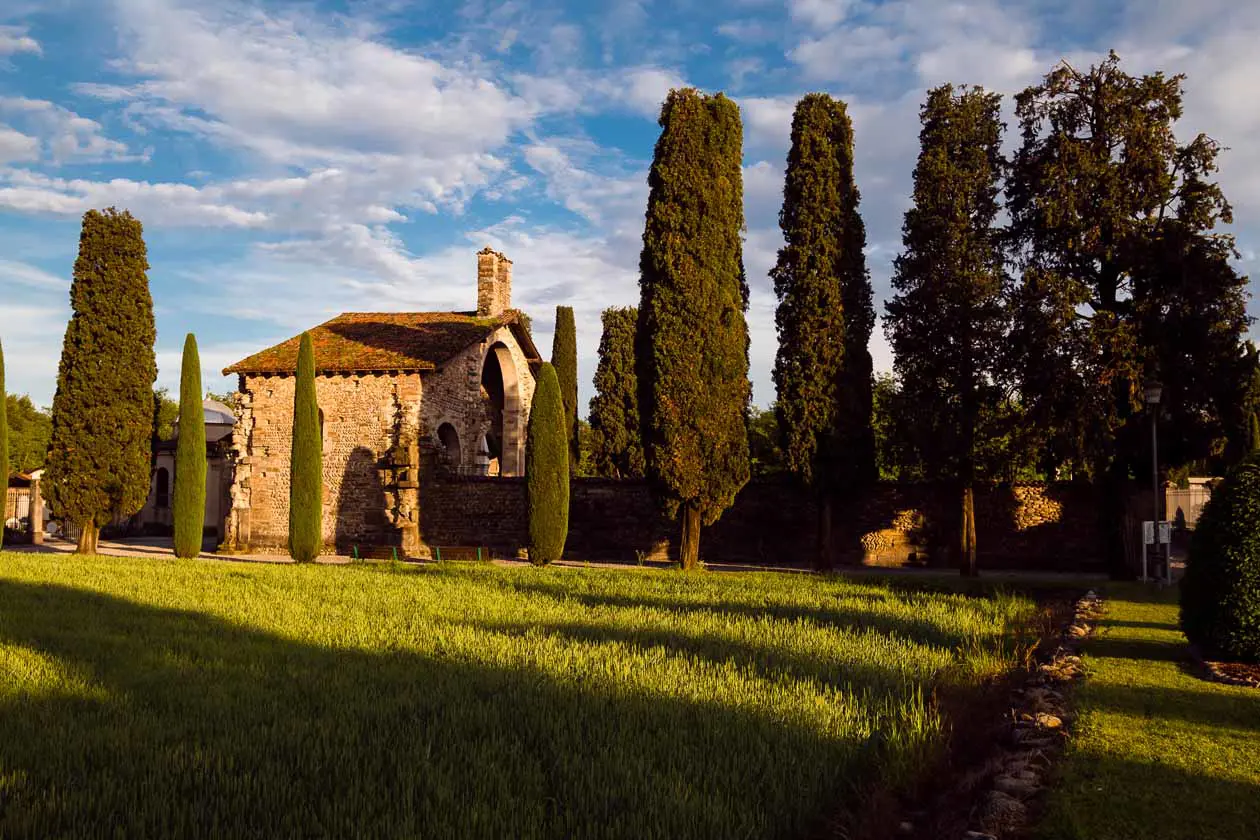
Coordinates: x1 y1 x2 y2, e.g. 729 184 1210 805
1007 53 1251 575
206 391 239 411
885 84 1007 576
747 404 785 478
1181 452 1260 660
289 332 322 562
526 362 569 564
771 93 876 568
636 88 751 570
589 306 644 479
173 334 206 559
45 208 157 555
551 306 580 476
4 394 52 475
0 340 7 548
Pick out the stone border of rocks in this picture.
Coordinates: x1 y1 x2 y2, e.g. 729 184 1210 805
956 589 1104 840
1187 644 1260 689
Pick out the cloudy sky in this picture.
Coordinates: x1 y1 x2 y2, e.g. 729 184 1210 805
0 0 1256 410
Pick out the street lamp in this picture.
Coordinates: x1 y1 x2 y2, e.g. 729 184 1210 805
1145 380 1163 580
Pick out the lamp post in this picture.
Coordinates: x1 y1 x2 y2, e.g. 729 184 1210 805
1144 380 1163 580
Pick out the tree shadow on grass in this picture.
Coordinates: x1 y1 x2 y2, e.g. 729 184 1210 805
465 616 941 700
490 576 1004 651
0 579 888 840
1079 678 1260 733
1040 751 1260 839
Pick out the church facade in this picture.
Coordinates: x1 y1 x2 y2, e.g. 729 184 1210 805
221 248 540 557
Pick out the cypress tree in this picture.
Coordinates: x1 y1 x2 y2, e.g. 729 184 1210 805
771 92 876 570
289 332 322 562
526 362 569 564
1250 413 1260 455
589 306 645 479
637 88 751 570
0 339 7 550
173 333 206 559
551 306 580 476
884 84 1007 577
45 208 157 555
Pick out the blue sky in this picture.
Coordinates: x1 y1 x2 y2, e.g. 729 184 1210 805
0 0 1256 411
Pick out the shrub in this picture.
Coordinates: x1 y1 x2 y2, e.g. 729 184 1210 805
1180 452 1260 660
173 334 206 559
526 363 569 565
289 332 322 562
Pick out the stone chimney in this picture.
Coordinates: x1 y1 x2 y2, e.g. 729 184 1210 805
476 247 512 317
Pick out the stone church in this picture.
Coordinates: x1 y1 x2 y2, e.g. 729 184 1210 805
221 248 541 557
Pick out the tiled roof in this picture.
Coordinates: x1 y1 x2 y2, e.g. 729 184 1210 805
223 310 537 375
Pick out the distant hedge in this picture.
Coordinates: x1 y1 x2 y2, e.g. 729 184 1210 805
526 363 569 565
1181 453 1260 661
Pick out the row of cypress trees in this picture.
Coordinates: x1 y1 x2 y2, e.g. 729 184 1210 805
587 88 872 569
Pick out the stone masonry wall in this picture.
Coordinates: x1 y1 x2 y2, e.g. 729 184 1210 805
421 325 535 475
227 325 536 554
231 371 422 551
418 477 1107 571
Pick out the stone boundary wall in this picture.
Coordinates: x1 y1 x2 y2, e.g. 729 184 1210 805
419 476 1107 571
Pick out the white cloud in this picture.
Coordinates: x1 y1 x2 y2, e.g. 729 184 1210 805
0 258 65 290
0 124 38 163
0 97 135 163
0 25 40 57
788 0 856 30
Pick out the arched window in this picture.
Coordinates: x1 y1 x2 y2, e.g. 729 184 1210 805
155 468 170 509
437 423 462 467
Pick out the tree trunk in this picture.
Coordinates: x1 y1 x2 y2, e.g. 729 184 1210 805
959 485 977 577
77 521 99 555
816 491 834 571
679 503 701 571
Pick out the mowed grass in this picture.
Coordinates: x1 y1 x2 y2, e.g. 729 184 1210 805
0 553 1034 839
1039 585 1260 839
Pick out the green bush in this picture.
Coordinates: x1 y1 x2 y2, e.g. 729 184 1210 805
1180 452 1260 660
289 332 322 562
173 333 206 559
526 363 568 565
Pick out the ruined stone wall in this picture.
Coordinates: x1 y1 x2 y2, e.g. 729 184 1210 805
420 325 535 475
225 325 536 554
227 371 423 552
418 477 1106 571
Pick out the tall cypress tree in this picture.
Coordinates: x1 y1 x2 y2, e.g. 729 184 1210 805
46 208 157 555
0 339 7 550
885 84 1007 577
589 306 644 479
771 92 876 570
173 333 206 559
637 88 751 570
527 362 570 564
289 332 322 562
551 306 580 476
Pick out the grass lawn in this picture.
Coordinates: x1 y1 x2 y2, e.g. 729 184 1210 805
0 553 1035 839
1039 584 1260 839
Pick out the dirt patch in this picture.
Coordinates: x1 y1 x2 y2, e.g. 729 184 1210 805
845 588 1103 840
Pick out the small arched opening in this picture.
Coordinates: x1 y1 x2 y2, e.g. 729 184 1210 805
480 342 522 476
437 423 462 468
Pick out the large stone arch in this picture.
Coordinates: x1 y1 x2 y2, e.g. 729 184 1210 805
480 341 524 476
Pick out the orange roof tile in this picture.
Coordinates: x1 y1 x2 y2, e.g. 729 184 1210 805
223 310 537 375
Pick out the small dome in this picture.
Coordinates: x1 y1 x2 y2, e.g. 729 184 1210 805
203 399 235 425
